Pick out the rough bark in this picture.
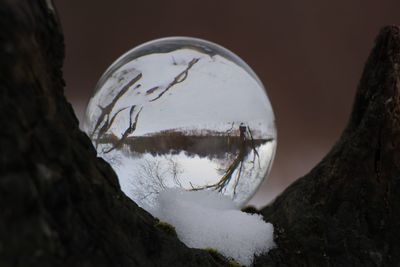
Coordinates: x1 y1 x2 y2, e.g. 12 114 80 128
255 26 400 266
0 1 225 266
1 1 399 267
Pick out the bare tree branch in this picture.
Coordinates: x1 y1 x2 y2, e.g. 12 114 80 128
103 105 143 153
149 58 200 102
95 106 129 147
91 73 142 138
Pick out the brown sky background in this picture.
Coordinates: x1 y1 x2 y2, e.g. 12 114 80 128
56 0 400 208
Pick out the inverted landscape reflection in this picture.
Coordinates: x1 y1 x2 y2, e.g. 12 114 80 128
83 37 277 208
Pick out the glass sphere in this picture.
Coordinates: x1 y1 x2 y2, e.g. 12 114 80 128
82 37 276 208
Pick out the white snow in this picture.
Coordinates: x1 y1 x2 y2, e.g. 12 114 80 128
101 139 276 208
149 188 275 266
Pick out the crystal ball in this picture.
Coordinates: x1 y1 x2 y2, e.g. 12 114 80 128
82 37 276 208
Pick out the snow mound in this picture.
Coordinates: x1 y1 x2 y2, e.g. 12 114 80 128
149 188 275 266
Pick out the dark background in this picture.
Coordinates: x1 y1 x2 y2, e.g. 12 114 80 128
57 0 400 207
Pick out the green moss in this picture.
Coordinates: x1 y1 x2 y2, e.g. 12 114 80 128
203 248 243 267
228 259 243 267
155 221 177 237
204 247 224 258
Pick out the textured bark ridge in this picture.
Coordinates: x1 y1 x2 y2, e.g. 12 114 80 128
255 26 400 266
1 1 399 267
0 1 225 266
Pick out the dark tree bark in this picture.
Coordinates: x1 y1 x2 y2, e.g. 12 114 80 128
1 1 399 267
254 26 400 266
0 1 225 266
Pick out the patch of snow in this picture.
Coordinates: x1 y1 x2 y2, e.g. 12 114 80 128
149 188 275 266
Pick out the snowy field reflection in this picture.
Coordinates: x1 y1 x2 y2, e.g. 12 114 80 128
83 37 277 208
99 133 276 207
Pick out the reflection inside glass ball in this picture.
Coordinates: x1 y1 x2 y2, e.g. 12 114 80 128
83 37 276 208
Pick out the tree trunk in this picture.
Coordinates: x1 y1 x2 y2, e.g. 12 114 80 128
0 1 225 266
0 1 399 267
255 26 400 267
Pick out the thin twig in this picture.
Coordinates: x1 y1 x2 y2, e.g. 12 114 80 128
149 58 200 102
247 126 260 166
103 105 143 154
190 125 247 193
91 73 142 138
95 106 129 147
